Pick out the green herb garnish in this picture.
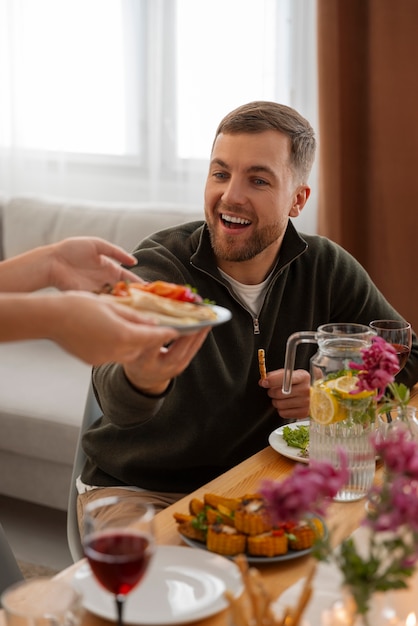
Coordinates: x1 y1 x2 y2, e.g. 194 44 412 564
282 424 309 451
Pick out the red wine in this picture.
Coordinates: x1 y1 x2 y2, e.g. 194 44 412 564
84 531 153 596
392 343 410 372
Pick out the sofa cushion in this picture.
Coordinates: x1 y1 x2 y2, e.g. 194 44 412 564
0 337 92 509
0 339 91 464
2 195 203 258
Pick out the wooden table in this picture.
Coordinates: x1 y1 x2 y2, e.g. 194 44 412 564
3 385 418 626
47 450 374 626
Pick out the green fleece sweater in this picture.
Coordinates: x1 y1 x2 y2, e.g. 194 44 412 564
81 221 418 493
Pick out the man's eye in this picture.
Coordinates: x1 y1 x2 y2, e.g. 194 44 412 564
253 178 268 186
213 172 228 180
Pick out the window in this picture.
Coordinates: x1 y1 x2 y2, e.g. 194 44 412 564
4 0 128 154
0 0 317 231
175 0 280 160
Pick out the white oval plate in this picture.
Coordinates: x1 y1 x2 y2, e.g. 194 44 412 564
268 420 310 464
72 545 243 625
170 304 232 334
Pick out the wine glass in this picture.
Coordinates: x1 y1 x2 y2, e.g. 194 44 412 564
370 319 412 427
369 319 412 374
83 496 155 626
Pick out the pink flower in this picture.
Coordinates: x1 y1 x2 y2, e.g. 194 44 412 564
260 450 349 524
349 336 399 400
373 428 418 478
366 477 418 533
365 430 418 534
401 554 418 570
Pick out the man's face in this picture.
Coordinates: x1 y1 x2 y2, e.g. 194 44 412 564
204 130 308 279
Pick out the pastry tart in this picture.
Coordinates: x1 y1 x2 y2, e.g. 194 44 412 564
206 524 246 556
247 530 288 557
234 497 272 536
288 520 317 550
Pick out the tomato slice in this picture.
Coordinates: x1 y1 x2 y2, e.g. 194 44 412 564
131 280 200 303
110 281 132 296
110 280 203 303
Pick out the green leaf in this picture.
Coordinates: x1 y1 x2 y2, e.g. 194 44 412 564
281 425 309 451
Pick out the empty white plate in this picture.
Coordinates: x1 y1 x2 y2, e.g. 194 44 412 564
72 545 243 625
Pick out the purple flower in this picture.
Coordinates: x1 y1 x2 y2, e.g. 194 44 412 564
349 336 399 400
260 450 348 524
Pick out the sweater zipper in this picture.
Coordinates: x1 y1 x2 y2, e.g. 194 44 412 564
194 265 262 335
253 318 260 334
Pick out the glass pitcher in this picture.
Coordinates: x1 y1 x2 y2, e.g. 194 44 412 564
282 323 376 394
282 323 377 502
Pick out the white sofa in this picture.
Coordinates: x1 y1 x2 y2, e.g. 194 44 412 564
0 195 203 511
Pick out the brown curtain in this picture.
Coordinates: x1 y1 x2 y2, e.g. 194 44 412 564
316 0 418 333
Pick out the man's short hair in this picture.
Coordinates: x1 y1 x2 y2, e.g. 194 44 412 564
213 101 316 183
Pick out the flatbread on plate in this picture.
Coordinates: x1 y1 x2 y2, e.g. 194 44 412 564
100 281 218 326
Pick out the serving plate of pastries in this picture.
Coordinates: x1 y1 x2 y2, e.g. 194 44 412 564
173 492 326 564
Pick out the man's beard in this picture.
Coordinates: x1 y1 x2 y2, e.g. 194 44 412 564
207 220 284 263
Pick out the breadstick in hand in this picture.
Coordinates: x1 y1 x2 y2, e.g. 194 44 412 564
258 349 267 380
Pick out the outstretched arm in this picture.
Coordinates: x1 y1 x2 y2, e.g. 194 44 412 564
0 291 181 365
0 237 141 292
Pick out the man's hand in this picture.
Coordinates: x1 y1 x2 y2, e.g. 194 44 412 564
123 328 211 395
259 368 311 419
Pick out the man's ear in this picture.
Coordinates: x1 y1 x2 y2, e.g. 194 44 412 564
289 185 311 217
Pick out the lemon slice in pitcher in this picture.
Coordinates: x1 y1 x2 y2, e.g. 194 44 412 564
310 380 340 424
334 375 374 400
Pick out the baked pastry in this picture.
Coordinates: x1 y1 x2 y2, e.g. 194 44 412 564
234 497 273 535
247 530 288 557
173 512 206 543
288 520 317 551
206 524 246 556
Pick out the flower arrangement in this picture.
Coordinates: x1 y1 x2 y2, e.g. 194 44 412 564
317 429 418 618
310 335 408 428
261 336 418 622
261 431 418 622
350 335 410 417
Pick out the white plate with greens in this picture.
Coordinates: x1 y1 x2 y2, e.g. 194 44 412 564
268 420 310 464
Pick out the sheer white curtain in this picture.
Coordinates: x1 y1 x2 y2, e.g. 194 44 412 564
0 0 318 232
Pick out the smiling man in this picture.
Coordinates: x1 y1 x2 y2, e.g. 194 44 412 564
77 101 418 526
205 128 309 283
